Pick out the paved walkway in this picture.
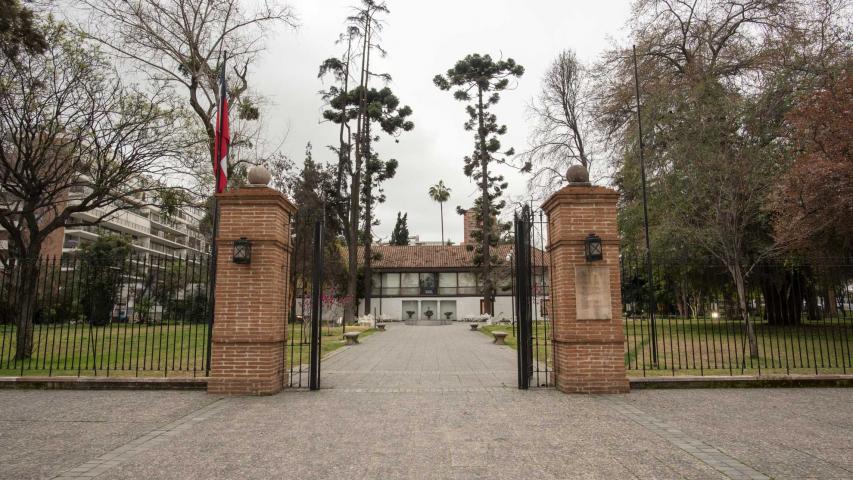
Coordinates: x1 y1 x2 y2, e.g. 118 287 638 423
0 323 851 479
321 322 518 390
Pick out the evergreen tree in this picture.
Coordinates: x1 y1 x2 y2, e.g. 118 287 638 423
287 144 347 320
434 54 524 314
390 212 409 246
0 0 47 60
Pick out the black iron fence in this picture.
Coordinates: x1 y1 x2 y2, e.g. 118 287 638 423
621 255 853 376
0 253 212 377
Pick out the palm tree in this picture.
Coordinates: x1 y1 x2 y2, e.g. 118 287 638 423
428 180 452 244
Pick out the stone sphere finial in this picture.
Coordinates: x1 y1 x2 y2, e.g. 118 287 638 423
247 165 271 186
566 164 591 186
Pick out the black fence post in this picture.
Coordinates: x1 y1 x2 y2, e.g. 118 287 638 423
515 207 533 390
309 218 324 391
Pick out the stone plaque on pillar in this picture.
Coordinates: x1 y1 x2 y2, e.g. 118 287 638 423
574 266 612 320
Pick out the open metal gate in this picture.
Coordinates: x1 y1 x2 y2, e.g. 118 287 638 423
513 205 554 389
286 215 323 390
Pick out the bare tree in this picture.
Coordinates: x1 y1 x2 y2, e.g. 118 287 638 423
78 0 297 185
0 22 189 359
524 49 597 196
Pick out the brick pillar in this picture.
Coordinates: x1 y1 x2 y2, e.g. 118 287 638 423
542 178 629 394
207 182 295 395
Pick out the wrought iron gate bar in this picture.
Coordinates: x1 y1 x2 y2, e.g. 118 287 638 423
513 205 554 389
285 212 323 389
309 219 323 390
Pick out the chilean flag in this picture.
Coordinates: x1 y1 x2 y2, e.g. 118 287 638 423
213 60 229 194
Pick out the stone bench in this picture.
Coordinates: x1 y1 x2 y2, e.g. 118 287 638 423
470 323 479 331
343 332 360 345
376 323 386 331
492 331 508 345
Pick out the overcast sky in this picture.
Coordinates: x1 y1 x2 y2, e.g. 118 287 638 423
236 0 632 243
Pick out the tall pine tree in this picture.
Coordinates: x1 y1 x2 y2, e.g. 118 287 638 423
434 54 524 314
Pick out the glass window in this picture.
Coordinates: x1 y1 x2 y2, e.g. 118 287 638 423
381 272 400 296
458 272 477 295
458 272 476 286
401 273 419 296
438 272 457 287
382 273 400 287
438 272 457 295
371 273 380 295
419 273 437 295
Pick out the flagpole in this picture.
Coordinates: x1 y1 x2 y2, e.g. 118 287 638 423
206 51 227 376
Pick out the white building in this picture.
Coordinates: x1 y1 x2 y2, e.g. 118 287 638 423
356 210 550 323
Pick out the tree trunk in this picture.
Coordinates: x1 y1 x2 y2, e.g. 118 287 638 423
825 286 838 316
439 201 444 245
761 269 803 326
732 265 759 359
344 154 361 324
362 133 374 316
335 36 353 197
477 88 492 316
804 281 820 321
14 257 41 361
344 19 372 325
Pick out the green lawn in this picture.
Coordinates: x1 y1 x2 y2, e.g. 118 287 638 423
479 322 553 365
625 316 853 376
0 323 210 377
283 324 376 370
0 323 376 377
477 317 853 377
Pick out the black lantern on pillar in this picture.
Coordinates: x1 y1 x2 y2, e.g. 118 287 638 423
584 233 603 261
233 237 252 264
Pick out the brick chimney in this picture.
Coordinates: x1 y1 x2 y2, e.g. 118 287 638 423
462 209 478 245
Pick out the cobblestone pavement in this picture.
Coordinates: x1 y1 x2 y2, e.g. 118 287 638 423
321 322 519 390
0 323 850 479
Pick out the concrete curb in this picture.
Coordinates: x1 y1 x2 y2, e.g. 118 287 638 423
630 374 853 389
0 376 207 390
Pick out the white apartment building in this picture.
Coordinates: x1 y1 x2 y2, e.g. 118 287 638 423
0 184 210 259
61 186 210 258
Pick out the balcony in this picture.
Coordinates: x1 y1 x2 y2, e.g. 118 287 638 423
72 208 150 234
150 215 188 235
151 230 187 247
